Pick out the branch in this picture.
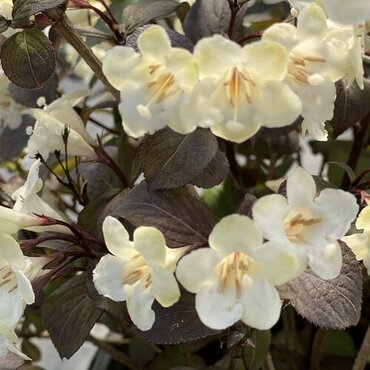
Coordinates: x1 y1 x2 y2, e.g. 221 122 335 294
353 325 370 370
44 7 120 102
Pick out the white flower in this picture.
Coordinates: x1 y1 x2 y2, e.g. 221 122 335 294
93 216 184 331
289 0 370 25
0 234 47 325
180 36 302 143
342 206 370 273
11 159 71 234
27 91 96 161
176 214 300 330
263 3 362 140
0 206 42 235
102 25 198 137
252 167 359 279
0 70 23 129
0 321 30 361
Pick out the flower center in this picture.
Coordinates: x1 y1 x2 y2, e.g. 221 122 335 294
122 253 152 288
137 64 179 119
218 251 253 299
222 67 257 132
0 265 17 293
288 54 326 85
284 213 322 244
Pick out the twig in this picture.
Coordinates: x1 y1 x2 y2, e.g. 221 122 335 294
353 324 370 370
87 335 141 370
310 329 325 370
44 8 120 102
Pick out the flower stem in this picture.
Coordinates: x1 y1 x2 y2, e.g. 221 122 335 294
353 324 370 370
44 7 120 102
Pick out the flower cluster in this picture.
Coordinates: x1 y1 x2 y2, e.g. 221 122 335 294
93 167 358 331
102 2 364 143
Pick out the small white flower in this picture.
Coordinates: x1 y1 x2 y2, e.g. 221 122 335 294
0 70 23 130
181 36 302 143
176 214 300 330
27 91 96 161
0 321 30 361
342 206 370 273
252 167 359 279
93 216 184 331
0 234 47 326
263 3 363 140
0 206 42 235
289 0 370 25
102 25 198 137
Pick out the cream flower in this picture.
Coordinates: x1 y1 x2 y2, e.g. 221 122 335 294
0 321 30 361
0 234 47 325
252 167 359 279
342 206 370 273
0 70 23 129
0 206 42 235
263 3 361 140
102 25 198 137
181 36 302 143
27 91 96 161
289 0 370 25
93 216 184 331
176 214 300 330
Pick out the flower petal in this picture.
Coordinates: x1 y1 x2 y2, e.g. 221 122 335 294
102 46 141 90
194 35 242 78
209 214 263 255
253 81 301 127
93 254 126 301
243 41 288 82
296 3 327 40
195 281 242 330
102 216 134 259
251 242 302 285
150 264 180 307
315 189 359 239
240 276 282 330
176 248 220 293
287 167 317 210
134 227 167 265
0 234 25 267
125 283 155 331
342 232 370 261
138 26 171 60
307 241 342 280
252 194 288 242
13 269 34 305
357 206 370 231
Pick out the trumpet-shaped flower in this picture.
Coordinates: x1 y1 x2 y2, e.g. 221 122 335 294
27 91 96 161
263 3 363 140
0 234 47 325
93 216 184 331
0 70 23 129
252 167 359 279
180 36 302 143
289 0 370 25
0 206 42 235
0 321 30 361
176 214 300 330
342 206 370 273
102 25 198 137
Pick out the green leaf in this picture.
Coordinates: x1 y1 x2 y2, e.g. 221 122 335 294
0 115 34 160
330 79 370 138
322 330 357 357
244 330 271 370
139 290 219 344
123 0 180 34
140 128 218 190
183 0 247 43
1 29 56 89
278 243 362 329
42 273 104 359
11 0 67 27
0 15 9 33
21 339 41 361
191 149 229 188
113 182 215 247
9 73 58 107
